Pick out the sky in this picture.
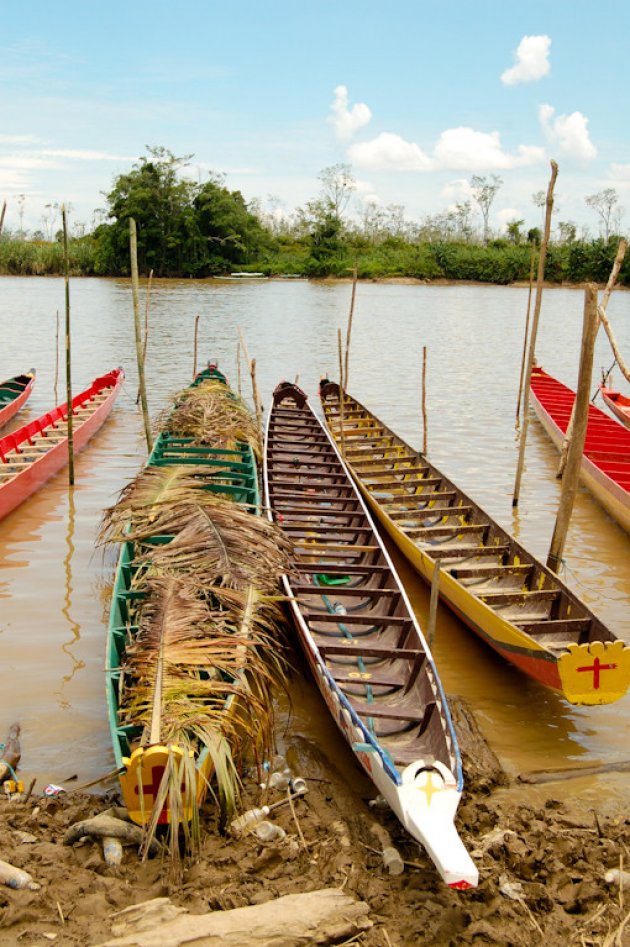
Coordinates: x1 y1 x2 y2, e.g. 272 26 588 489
0 0 628 237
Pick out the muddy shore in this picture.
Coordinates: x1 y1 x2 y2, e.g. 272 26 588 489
1 690 629 947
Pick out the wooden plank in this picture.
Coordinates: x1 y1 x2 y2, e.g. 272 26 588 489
428 543 510 560
449 563 532 579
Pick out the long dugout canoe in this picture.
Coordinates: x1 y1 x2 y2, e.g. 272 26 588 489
264 381 478 889
0 370 36 428
530 367 630 534
0 369 124 521
319 380 630 706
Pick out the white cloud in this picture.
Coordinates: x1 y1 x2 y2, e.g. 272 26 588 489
348 132 432 171
441 178 474 200
433 127 544 171
501 35 551 85
0 135 41 144
539 104 597 164
329 85 371 141
610 164 630 182
496 208 524 230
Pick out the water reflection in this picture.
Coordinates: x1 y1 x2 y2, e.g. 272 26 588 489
56 487 84 708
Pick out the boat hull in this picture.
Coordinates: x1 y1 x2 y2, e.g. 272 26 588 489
0 372 35 428
0 370 123 521
600 386 630 430
530 371 630 534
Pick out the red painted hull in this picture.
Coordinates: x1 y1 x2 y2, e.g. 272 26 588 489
530 367 630 533
600 385 630 430
0 372 35 428
0 369 124 521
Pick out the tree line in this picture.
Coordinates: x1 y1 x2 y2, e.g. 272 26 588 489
0 147 627 286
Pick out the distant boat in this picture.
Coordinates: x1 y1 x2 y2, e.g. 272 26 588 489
530 366 630 535
600 384 630 430
0 370 35 428
216 272 269 281
0 369 123 521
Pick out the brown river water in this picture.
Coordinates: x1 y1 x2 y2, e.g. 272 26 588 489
1 276 629 809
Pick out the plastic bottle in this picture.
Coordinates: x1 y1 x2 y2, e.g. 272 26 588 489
333 602 347 616
289 777 308 796
102 836 123 867
253 820 287 842
230 806 271 835
268 770 291 790
381 846 405 876
0 858 40 891
604 868 630 889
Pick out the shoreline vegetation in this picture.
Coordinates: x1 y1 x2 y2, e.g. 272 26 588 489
1 148 628 287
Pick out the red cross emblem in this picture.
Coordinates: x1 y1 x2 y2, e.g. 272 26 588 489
576 656 617 689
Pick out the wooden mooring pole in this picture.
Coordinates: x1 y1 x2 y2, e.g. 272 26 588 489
421 346 428 456
547 284 599 572
62 206 75 485
344 266 357 390
515 241 537 422
512 160 558 507
337 328 346 457
129 218 153 454
193 314 200 379
0 200 6 236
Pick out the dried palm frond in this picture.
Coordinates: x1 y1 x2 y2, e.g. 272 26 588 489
124 501 293 593
156 379 261 458
120 578 286 853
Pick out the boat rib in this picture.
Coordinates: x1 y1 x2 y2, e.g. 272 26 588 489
319 380 630 706
264 381 478 890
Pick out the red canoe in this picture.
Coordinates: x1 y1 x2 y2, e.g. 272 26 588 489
0 371 36 428
600 385 630 430
0 368 124 521
530 367 630 534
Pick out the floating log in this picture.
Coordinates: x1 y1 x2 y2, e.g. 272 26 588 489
517 758 630 784
99 889 372 947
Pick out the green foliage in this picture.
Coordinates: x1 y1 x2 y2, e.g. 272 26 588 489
93 148 266 277
0 236 97 275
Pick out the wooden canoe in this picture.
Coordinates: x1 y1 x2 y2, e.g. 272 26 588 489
0 370 35 428
319 380 630 707
264 381 478 890
0 369 123 521
600 384 630 430
530 367 630 534
106 363 267 828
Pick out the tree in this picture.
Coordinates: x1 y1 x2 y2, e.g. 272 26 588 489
506 218 525 244
557 221 577 244
585 188 620 241
318 163 356 221
470 175 502 244
94 147 266 276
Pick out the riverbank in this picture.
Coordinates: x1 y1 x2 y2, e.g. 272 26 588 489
1 696 628 946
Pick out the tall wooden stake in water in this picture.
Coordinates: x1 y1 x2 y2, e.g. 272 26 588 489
129 219 153 453
547 284 599 572
515 241 537 421
136 268 153 403
556 238 627 477
61 206 75 485
337 328 346 457
344 266 357 389
512 160 558 507
54 309 60 404
250 358 263 440
236 341 242 397
193 314 200 379
421 346 428 456
0 201 6 236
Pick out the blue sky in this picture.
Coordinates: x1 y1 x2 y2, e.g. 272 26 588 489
0 0 628 237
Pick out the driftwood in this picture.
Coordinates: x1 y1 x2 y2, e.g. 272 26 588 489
0 723 21 783
64 809 160 854
98 889 372 947
448 696 506 792
517 758 630 785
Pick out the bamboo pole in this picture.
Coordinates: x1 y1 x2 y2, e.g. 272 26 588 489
236 341 242 397
512 160 558 507
426 564 440 647
337 328 346 457
192 314 200 379
515 241 537 421
0 200 6 236
129 219 153 453
61 206 75 486
344 266 358 389
547 284 599 572
421 346 428 456
250 358 263 439
54 309 60 404
136 269 153 403
557 238 627 476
